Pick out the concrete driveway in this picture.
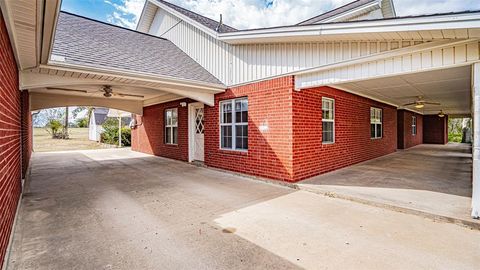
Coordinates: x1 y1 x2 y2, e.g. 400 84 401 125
6 149 480 270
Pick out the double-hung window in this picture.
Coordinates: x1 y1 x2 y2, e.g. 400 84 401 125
412 116 417 135
370 107 382 139
220 98 248 151
165 108 178 144
322 98 335 143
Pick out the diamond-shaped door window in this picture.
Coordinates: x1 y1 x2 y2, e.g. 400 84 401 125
195 108 204 134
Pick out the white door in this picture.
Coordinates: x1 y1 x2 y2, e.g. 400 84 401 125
192 103 205 161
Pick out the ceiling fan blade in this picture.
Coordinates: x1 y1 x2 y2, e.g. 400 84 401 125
116 92 144 98
47 87 88 94
403 102 416 106
424 102 441 105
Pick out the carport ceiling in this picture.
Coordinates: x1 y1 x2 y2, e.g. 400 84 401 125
28 84 179 101
334 65 471 115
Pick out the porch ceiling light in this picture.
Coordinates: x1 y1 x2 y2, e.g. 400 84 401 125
438 110 445 118
414 103 424 109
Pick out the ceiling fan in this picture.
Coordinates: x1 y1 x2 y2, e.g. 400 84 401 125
403 96 440 109
46 85 144 98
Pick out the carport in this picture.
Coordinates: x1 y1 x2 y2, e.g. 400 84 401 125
292 32 480 219
295 54 480 223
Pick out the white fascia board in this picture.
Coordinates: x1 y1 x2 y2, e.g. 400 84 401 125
42 0 61 65
320 1 381 23
42 62 226 92
218 12 480 43
149 0 219 38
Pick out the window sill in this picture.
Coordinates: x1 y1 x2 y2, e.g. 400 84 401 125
218 148 248 155
322 142 335 145
164 143 179 147
371 137 383 140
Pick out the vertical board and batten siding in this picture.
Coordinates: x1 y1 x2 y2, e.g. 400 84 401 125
149 8 231 84
296 41 480 89
230 40 422 85
147 7 428 87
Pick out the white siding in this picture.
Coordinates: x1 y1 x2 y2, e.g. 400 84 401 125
147 7 427 86
149 8 231 84
229 40 421 85
296 41 480 89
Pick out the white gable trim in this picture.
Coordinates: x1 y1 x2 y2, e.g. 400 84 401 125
320 1 381 23
148 0 219 38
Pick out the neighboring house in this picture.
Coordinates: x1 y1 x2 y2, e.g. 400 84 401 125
88 107 109 141
3 1 480 260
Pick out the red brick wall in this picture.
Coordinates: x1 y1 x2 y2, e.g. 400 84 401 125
397 110 423 149
0 10 22 268
131 77 399 182
21 91 32 177
131 99 190 161
292 86 397 181
423 114 448 144
204 77 295 181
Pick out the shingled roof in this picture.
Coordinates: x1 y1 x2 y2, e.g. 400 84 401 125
156 0 237 33
51 12 222 85
297 0 377 25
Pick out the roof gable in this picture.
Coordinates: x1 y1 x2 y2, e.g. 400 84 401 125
151 0 237 33
297 0 395 25
51 12 222 85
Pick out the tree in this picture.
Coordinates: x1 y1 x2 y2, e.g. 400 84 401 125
72 106 93 127
45 119 64 138
76 117 89 128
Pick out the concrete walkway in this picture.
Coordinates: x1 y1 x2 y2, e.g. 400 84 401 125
298 143 479 228
6 148 480 269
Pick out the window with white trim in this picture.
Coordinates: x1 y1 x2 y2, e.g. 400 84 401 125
165 108 178 144
370 107 382 139
322 97 335 143
220 98 248 150
412 116 417 135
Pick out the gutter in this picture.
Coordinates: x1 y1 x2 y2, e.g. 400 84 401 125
217 11 480 43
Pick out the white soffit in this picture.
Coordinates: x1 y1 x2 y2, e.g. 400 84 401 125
0 0 39 69
333 65 471 115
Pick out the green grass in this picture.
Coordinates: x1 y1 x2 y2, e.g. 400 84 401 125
448 133 463 143
33 128 109 152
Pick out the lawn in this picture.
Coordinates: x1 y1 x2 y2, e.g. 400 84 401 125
33 127 110 152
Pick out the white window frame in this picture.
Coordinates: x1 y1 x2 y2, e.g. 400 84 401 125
219 98 248 151
322 97 335 144
165 108 178 145
412 115 417 135
370 107 382 139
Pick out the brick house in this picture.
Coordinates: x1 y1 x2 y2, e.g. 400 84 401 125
2 0 480 266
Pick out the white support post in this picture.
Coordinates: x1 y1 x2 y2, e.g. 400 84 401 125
472 63 480 218
118 116 122 148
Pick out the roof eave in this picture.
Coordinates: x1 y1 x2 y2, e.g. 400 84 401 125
44 61 226 92
218 11 480 44
319 1 381 23
298 0 380 25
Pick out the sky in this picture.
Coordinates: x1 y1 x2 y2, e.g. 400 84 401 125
60 0 480 30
